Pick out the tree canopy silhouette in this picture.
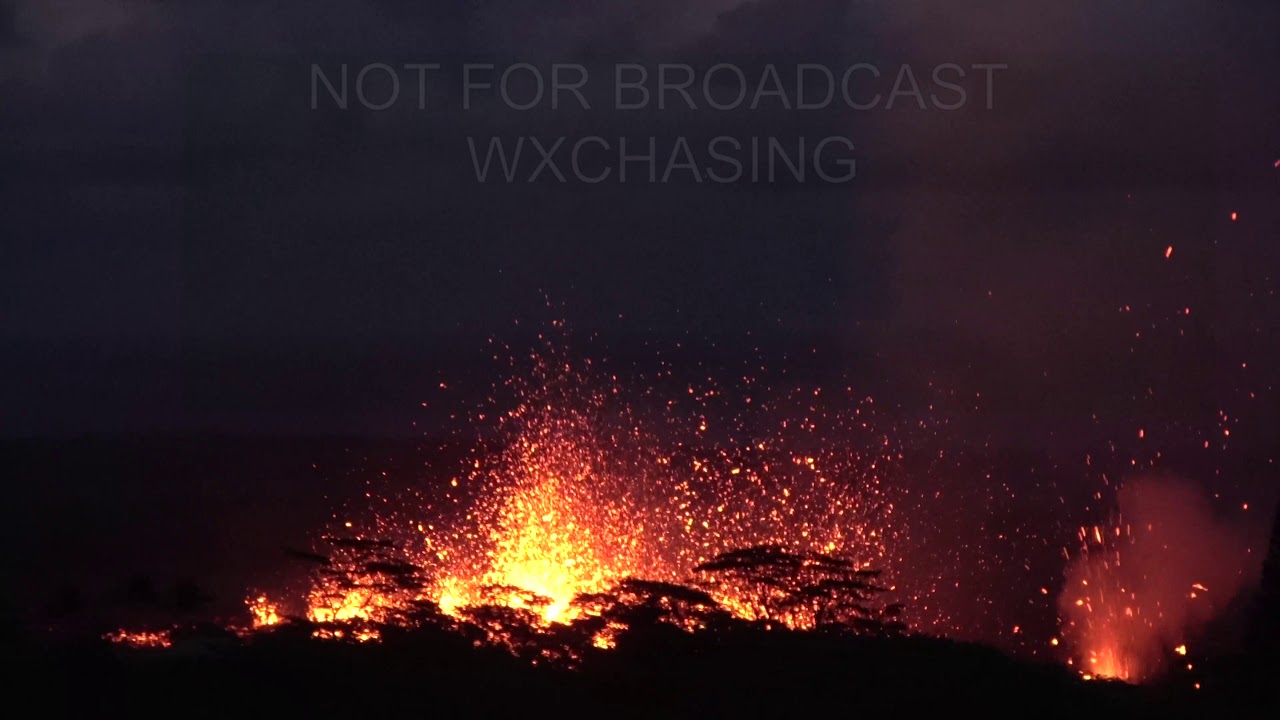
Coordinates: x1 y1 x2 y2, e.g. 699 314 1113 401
694 544 904 634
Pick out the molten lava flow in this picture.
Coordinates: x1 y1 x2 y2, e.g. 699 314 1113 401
104 629 172 648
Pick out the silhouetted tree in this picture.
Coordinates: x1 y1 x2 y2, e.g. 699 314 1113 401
1253 502 1280 650
573 578 732 632
457 603 557 661
694 544 904 634
301 534 434 626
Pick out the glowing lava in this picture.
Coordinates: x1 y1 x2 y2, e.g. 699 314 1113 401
104 629 172 648
469 475 630 623
1061 522 1147 681
1059 477 1263 683
270 332 905 637
247 595 281 628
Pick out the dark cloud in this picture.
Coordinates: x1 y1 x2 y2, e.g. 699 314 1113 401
2 1 1278 435
0 1 15 45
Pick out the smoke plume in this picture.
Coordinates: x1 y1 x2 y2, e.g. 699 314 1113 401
1060 475 1267 681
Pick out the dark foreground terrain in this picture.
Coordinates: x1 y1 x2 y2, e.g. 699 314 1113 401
5 434 1278 715
8 618 1278 717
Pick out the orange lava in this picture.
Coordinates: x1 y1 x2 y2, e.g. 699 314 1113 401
1061 523 1150 681
247 595 281 628
256 334 904 640
104 629 172 648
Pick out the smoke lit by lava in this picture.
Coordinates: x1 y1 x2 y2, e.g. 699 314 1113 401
1060 476 1265 681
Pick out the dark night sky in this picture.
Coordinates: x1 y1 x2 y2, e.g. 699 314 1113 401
2 1 1278 442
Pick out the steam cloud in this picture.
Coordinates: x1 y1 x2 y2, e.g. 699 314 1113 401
1060 475 1267 680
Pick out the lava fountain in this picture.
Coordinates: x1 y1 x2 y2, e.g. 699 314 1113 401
1059 476 1265 682
290 329 905 631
